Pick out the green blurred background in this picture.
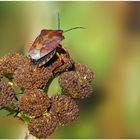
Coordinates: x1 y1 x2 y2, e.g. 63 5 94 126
0 1 140 139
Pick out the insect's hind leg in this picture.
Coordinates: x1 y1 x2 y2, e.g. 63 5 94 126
50 52 63 74
59 45 70 55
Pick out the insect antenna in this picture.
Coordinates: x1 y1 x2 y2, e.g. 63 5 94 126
64 27 85 33
58 13 60 30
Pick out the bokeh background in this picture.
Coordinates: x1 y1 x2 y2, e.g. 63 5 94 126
0 1 140 139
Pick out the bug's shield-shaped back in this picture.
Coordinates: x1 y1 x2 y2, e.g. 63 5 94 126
29 29 64 61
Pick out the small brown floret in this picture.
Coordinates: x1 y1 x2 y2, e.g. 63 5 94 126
0 53 31 77
19 89 51 117
0 80 15 108
50 95 79 126
28 114 58 138
13 64 52 89
74 63 94 82
59 71 93 99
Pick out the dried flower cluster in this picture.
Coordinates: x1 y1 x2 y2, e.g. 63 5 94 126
0 53 31 78
13 64 52 89
0 50 94 138
50 95 79 126
19 89 51 117
0 80 15 108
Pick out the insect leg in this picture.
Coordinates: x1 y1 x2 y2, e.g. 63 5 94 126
60 45 72 62
60 45 68 54
56 52 62 65
51 52 62 73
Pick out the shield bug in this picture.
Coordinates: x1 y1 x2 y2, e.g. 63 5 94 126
28 14 85 70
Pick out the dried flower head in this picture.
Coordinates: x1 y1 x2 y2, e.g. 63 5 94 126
28 114 58 138
59 71 93 99
0 80 15 108
74 63 94 82
19 89 51 117
13 64 52 89
50 95 79 126
0 53 31 77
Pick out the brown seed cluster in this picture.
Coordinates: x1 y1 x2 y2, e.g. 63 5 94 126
28 114 58 138
50 95 79 126
19 89 51 117
0 53 31 78
13 64 52 89
0 80 15 108
74 63 94 82
0 46 94 138
59 71 93 99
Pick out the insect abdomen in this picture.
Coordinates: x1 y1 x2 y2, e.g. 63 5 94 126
33 50 56 66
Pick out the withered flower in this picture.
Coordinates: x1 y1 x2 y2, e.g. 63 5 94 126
74 62 94 82
28 114 58 138
13 64 52 89
0 53 31 78
19 89 51 117
59 71 93 99
50 95 79 126
0 80 15 108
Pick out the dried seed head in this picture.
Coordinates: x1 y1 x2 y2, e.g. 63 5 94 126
50 95 79 126
28 114 58 138
13 64 52 89
0 53 31 77
0 80 15 108
19 89 51 117
74 63 94 82
59 71 93 99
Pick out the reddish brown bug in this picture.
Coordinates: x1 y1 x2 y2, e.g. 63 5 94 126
28 14 84 70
